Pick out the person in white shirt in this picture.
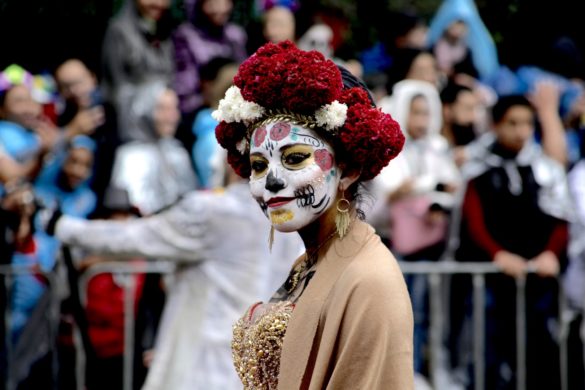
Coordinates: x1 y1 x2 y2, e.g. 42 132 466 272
44 165 302 390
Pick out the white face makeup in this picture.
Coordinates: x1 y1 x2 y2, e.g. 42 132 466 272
249 122 340 232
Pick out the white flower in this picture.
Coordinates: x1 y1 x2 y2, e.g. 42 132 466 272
212 86 265 124
235 137 248 154
314 100 348 130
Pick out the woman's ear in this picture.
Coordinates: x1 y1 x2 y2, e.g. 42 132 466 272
339 167 360 191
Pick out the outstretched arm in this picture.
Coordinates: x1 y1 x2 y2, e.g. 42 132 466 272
54 194 209 262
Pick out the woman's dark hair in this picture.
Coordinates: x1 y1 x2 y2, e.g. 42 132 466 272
335 65 377 218
491 95 533 124
337 64 375 106
317 64 375 165
327 66 376 165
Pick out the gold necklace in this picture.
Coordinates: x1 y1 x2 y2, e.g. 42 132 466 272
287 230 338 294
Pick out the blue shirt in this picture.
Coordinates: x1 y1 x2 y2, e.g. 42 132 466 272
0 120 40 162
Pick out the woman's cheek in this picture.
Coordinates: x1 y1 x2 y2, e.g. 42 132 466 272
286 165 323 188
249 177 265 198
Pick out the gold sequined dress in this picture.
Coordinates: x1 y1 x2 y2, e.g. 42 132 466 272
232 255 317 389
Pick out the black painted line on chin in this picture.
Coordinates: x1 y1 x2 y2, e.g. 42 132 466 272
314 196 330 214
311 193 327 209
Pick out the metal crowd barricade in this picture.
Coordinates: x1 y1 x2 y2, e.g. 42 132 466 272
77 261 176 390
398 261 569 390
0 264 59 390
4 260 572 390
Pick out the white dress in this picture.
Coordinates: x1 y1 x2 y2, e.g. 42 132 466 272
55 182 303 390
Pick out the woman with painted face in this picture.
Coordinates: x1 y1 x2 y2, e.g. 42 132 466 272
214 41 413 389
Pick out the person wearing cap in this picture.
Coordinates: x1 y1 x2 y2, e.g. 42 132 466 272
214 41 413 389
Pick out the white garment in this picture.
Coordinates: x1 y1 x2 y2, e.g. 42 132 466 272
109 138 197 215
55 182 303 390
371 80 460 236
566 161 585 311
374 79 459 202
378 79 443 138
373 137 461 207
369 137 461 240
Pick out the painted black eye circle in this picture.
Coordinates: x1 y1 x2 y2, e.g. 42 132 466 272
251 160 268 173
284 152 310 166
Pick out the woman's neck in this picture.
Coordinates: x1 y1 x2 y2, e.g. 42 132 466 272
299 213 335 253
297 207 340 255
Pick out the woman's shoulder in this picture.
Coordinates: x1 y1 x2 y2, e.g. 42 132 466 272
324 231 412 326
336 232 408 298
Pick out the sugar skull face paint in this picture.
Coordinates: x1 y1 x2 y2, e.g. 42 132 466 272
249 122 340 232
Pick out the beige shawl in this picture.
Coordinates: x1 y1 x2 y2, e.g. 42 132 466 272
278 220 414 389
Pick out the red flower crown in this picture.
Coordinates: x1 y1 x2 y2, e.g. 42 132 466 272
215 41 404 181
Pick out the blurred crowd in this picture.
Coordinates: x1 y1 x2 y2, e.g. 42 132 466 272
1 0 584 389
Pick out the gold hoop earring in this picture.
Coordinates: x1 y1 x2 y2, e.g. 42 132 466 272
335 193 351 239
268 225 275 252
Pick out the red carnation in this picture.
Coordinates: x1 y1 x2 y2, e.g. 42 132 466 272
218 40 405 182
227 149 251 178
339 87 372 107
338 104 404 180
215 121 247 149
234 40 343 114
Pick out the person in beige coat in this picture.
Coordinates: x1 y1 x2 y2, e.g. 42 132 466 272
214 40 414 389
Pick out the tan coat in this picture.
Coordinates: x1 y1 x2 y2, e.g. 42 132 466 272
279 220 414 389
